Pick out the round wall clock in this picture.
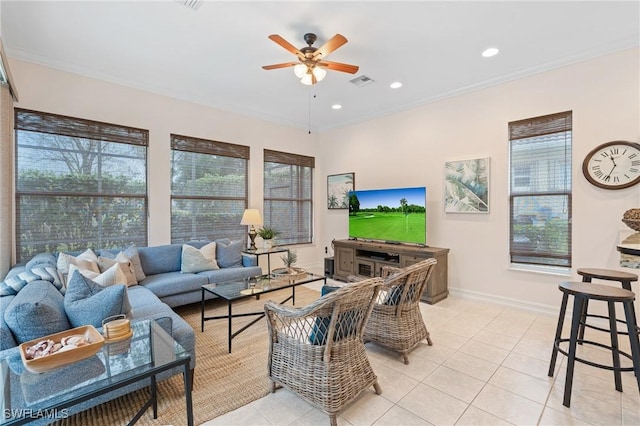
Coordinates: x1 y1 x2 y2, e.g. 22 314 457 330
582 141 640 189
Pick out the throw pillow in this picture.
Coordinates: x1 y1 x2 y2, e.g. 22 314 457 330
181 242 219 273
69 263 128 287
100 246 146 282
309 285 358 345
64 270 132 328
0 266 64 296
215 239 243 268
97 255 137 286
4 281 71 344
25 252 58 271
384 286 403 305
57 249 99 276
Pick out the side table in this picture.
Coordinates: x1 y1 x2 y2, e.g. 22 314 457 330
242 247 289 274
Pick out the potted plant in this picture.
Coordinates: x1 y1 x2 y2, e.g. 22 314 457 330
257 226 280 249
280 250 298 272
273 250 306 279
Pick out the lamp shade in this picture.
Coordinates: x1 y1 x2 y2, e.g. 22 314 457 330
240 209 263 226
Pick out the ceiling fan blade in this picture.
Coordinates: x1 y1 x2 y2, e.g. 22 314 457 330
318 60 359 74
268 34 304 58
312 34 348 59
262 62 299 70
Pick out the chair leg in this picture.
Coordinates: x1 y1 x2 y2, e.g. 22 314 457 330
402 353 410 365
563 295 584 407
329 414 337 426
607 301 623 392
623 301 640 390
549 292 569 377
426 331 433 346
373 381 382 395
270 381 276 393
577 298 589 345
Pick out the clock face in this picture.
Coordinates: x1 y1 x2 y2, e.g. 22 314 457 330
582 141 640 189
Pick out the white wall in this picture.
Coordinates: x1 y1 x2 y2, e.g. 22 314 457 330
9 58 323 271
319 47 640 313
8 48 640 314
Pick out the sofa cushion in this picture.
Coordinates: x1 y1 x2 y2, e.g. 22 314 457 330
4 281 71 344
181 242 219 273
137 244 183 276
57 249 100 277
25 252 58 271
215 239 244 268
64 271 132 328
69 264 128 288
139 271 208 298
97 255 137 286
0 295 17 350
0 266 65 296
100 246 146 282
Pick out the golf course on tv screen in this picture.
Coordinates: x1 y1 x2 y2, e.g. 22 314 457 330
348 187 427 245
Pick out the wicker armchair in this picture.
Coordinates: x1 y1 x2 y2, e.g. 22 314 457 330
361 258 437 364
264 277 383 426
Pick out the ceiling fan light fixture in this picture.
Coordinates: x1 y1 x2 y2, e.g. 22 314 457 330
294 64 307 78
300 72 314 85
313 67 327 81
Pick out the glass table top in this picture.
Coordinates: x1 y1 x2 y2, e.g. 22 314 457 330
0 318 189 424
202 272 325 301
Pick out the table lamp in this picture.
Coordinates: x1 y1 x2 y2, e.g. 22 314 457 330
240 209 263 251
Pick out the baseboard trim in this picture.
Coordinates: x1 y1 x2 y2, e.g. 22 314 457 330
448 287 560 317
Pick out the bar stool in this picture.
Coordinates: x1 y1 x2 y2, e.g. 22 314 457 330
576 268 639 341
548 281 640 407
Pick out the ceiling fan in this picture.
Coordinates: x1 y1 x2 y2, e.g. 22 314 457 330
262 33 359 85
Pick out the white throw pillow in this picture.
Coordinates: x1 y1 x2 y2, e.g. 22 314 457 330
97 255 137 286
57 249 99 275
181 242 219 273
68 263 127 287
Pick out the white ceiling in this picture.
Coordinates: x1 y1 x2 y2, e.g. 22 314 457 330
2 1 639 132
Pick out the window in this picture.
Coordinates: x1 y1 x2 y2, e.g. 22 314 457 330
15 109 148 263
509 111 572 268
264 149 314 245
171 134 249 243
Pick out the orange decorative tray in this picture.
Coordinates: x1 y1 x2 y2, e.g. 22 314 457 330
19 325 105 373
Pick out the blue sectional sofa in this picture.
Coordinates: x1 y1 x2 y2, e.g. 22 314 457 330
0 238 262 421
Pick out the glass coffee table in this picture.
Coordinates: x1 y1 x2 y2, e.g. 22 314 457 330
201 272 326 353
0 319 193 425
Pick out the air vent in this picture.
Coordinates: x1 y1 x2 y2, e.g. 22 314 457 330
350 75 375 87
176 0 202 10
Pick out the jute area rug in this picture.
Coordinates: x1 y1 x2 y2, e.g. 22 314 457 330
54 286 320 426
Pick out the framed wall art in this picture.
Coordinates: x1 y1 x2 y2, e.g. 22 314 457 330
327 173 354 209
444 158 490 213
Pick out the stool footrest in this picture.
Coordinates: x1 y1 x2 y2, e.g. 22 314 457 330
554 338 637 372
582 313 634 336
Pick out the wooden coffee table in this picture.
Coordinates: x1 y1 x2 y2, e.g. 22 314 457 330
200 272 326 353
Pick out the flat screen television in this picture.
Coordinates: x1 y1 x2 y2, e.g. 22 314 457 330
348 186 427 246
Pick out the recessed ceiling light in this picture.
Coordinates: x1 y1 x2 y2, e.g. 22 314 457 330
482 47 499 58
332 104 342 110
390 81 403 89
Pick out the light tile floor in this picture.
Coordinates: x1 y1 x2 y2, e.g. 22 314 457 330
203 282 640 426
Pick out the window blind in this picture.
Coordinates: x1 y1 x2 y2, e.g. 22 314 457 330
509 111 572 267
15 109 148 262
170 134 248 243
264 149 314 245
